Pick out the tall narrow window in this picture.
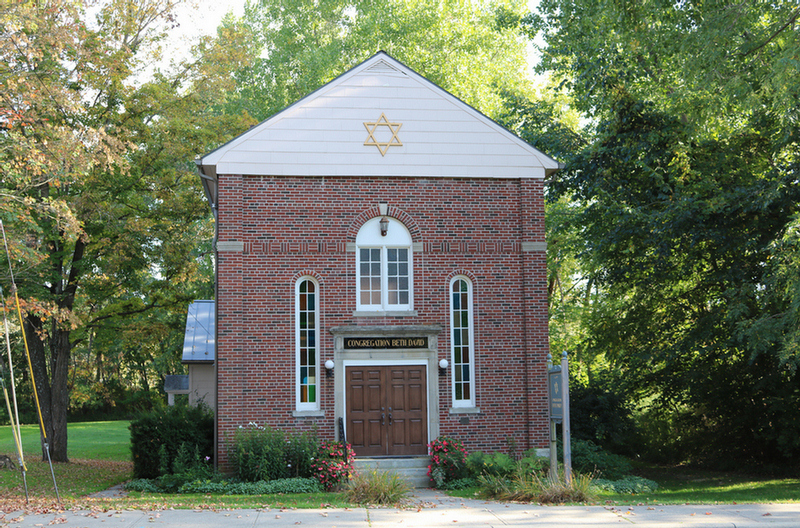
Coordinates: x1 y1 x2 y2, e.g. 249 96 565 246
450 277 475 407
356 217 413 312
296 278 319 411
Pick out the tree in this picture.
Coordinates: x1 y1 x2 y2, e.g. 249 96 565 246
227 0 536 121
1 0 253 461
527 0 800 465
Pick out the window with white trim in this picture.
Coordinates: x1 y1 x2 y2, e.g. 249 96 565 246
296 277 319 411
450 276 475 407
356 217 413 312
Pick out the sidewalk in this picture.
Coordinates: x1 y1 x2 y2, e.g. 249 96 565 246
2 489 798 527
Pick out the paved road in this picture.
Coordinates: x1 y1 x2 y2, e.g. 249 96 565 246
2 489 798 527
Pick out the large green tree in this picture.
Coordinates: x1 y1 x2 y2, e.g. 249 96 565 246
0 0 252 460
227 0 535 121
526 0 800 464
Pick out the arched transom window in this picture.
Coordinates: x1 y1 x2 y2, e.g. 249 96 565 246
356 217 413 312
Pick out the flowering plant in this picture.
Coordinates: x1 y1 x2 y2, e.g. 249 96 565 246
427 436 468 488
311 441 355 490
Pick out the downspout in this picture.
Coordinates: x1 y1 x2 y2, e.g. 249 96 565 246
195 159 219 470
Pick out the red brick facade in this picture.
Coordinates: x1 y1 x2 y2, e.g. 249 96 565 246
213 175 550 469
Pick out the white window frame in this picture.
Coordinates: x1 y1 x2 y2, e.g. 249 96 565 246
449 276 475 408
355 217 413 312
295 277 320 412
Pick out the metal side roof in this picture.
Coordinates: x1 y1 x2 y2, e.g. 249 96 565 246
182 300 215 363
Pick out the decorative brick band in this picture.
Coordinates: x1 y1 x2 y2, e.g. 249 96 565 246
236 240 529 254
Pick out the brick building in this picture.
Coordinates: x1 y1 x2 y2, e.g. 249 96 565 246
195 52 560 470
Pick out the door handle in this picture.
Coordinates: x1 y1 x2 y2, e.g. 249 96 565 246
381 413 385 426
388 407 393 425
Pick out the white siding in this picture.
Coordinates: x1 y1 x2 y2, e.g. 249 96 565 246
201 53 558 180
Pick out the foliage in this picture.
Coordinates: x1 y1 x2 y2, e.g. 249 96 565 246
466 451 517 478
311 440 355 491
126 476 323 495
344 469 412 505
438 477 479 491
227 0 535 122
524 0 800 468
568 438 632 481
129 403 214 479
0 0 253 461
593 476 659 495
531 0 800 129
427 436 469 488
231 423 319 482
568 380 639 455
124 478 163 493
179 477 323 495
479 469 595 504
155 442 218 492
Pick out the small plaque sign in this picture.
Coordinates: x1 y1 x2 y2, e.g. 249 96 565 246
344 337 428 350
549 370 563 421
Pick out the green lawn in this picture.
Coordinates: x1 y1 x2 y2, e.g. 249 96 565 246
0 421 131 462
607 466 800 504
0 421 132 510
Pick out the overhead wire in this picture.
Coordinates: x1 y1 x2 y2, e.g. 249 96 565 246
0 220 60 504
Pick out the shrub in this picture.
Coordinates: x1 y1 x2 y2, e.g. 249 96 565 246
285 430 319 477
479 470 596 504
466 451 516 478
231 423 319 482
312 441 355 490
180 477 323 495
569 381 639 455
129 402 214 479
231 423 289 482
427 436 468 488
124 478 162 493
125 476 324 495
593 476 659 494
345 469 411 505
569 438 633 480
517 451 551 476
440 477 479 490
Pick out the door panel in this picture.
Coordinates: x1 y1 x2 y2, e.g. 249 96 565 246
346 365 427 456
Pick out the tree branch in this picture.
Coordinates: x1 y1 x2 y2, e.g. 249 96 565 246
741 7 800 57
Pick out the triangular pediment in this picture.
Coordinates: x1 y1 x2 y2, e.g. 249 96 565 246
197 52 559 191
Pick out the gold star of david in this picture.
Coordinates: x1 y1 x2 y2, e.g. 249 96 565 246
363 113 403 156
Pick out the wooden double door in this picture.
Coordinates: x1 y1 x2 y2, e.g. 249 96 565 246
346 365 428 456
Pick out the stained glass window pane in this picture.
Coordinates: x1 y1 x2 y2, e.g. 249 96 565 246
298 279 318 406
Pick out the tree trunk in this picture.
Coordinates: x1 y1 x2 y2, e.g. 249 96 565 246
23 313 71 463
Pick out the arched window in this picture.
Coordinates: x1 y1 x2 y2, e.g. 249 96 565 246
356 217 413 312
450 276 475 407
296 277 319 411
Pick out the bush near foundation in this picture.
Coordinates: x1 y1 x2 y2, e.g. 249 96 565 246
312 441 355 490
231 423 319 482
129 402 214 479
427 436 469 488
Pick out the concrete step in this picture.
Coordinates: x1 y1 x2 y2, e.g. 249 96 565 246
353 456 430 488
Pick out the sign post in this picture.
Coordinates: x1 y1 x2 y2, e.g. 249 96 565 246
547 352 572 484
561 351 572 485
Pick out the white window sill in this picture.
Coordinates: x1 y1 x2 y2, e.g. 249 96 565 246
449 407 480 414
292 410 324 418
353 310 418 317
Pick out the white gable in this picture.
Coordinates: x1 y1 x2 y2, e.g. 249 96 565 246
197 52 559 202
